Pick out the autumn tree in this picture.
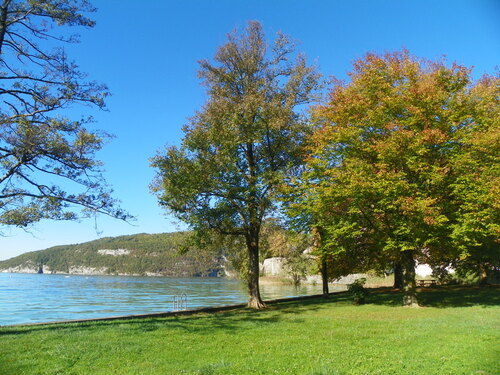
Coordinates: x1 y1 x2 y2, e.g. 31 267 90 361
446 74 499 283
0 0 129 229
280 185 334 296
258 219 313 286
151 21 319 308
298 51 498 306
281 158 372 296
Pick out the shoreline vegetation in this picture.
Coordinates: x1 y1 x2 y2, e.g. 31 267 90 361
0 232 401 287
1 286 498 375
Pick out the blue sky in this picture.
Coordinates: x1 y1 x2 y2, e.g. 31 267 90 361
1 0 499 260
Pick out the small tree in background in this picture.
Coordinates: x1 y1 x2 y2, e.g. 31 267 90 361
0 0 130 229
259 220 313 286
151 21 319 308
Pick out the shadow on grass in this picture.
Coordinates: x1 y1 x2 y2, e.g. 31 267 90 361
1 286 498 337
0 298 326 337
416 285 500 308
365 285 500 308
0 311 274 337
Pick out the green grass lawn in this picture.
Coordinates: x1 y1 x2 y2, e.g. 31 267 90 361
1 286 499 375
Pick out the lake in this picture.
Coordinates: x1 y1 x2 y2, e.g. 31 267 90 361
0 273 344 326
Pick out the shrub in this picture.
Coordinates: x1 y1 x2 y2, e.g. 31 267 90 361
348 277 368 305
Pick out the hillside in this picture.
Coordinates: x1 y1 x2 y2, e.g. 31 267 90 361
0 232 224 277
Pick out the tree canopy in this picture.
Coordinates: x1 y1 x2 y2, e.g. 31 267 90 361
287 50 499 305
0 0 129 229
151 21 319 308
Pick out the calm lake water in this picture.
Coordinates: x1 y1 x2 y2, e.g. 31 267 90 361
0 273 344 326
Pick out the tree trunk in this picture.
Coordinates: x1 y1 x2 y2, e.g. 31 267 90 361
320 257 329 296
312 226 329 296
401 250 419 307
478 262 488 285
243 140 265 309
246 230 265 309
393 262 403 289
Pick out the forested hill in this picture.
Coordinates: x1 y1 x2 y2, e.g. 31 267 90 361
0 232 224 277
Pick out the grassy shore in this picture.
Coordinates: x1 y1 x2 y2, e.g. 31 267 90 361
1 286 498 375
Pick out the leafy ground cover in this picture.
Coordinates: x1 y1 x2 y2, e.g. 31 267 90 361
1 286 498 375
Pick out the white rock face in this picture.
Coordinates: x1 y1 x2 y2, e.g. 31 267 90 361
261 257 286 276
144 271 163 277
68 266 109 275
97 249 131 256
302 247 315 255
1 265 38 273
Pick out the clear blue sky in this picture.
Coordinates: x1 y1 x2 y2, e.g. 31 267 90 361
1 0 499 260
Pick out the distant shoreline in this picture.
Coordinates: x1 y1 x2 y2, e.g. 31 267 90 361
0 271 392 289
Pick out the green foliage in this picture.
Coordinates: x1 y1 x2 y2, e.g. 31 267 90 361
151 21 319 306
0 232 224 277
347 277 368 304
286 50 499 304
0 287 498 375
0 0 130 229
151 21 319 236
184 228 249 279
447 270 481 286
445 74 500 276
282 252 314 286
259 219 311 259
183 220 315 284
437 265 500 286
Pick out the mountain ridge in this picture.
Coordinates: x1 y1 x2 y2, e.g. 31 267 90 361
0 232 225 277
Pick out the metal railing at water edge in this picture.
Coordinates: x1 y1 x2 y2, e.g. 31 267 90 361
172 293 187 311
